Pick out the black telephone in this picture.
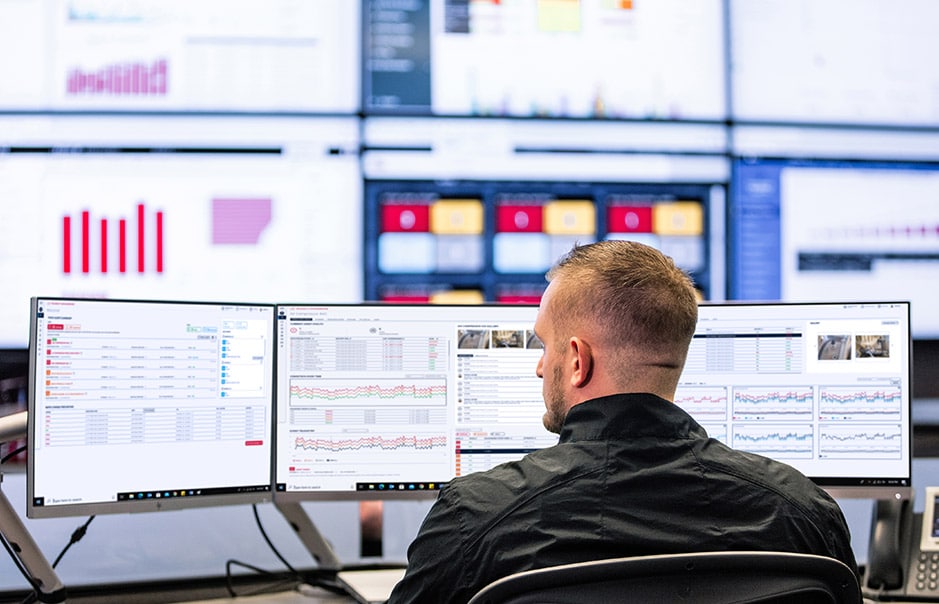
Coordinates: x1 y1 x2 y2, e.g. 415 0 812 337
865 487 939 601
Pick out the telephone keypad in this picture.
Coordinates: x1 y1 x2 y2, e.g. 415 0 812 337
915 552 939 592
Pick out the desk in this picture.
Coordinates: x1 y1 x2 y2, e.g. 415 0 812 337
189 567 406 604
0 578 361 604
189 587 352 603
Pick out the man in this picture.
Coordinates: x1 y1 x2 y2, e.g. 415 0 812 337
387 240 857 604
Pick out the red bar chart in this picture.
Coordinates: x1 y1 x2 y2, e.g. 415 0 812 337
61 202 164 275
66 58 169 97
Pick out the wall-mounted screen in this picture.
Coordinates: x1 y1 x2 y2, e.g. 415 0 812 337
729 156 939 338
0 0 360 113
362 118 728 303
0 115 362 349
729 0 939 127
364 0 726 120
27 297 276 518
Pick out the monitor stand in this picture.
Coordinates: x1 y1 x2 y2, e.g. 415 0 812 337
274 500 405 603
0 411 66 602
274 500 342 570
0 486 66 603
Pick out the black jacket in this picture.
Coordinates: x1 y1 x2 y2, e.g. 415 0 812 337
388 393 859 604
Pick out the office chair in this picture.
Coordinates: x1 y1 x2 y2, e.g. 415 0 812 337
466 551 861 604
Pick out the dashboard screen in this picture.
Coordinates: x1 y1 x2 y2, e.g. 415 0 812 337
28 297 276 518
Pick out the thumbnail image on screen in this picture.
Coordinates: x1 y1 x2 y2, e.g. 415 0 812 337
27 297 276 518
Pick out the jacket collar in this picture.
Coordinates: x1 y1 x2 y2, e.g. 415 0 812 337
558 393 707 443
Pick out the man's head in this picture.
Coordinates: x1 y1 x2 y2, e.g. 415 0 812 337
534 240 698 432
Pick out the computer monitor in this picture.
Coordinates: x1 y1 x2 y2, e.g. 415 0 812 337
274 303 555 501
275 301 912 502
27 297 276 518
679 301 912 500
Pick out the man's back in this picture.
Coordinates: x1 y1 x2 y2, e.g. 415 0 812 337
387 394 857 604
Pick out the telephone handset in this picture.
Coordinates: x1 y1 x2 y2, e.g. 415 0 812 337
865 486 939 601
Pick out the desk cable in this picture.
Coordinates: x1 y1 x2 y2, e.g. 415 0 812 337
222 504 346 599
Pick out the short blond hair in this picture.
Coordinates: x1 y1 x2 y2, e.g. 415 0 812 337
545 241 698 363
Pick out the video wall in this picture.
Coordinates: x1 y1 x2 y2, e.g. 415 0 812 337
2 0 939 348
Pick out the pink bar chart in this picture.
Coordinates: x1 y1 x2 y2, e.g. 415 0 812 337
66 58 169 96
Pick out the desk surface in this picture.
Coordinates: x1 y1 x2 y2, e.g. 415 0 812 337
188 587 351 603
187 567 406 604
184 588 902 604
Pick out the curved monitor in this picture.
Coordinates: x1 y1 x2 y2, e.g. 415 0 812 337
683 301 912 500
275 301 912 503
274 303 554 501
27 297 276 518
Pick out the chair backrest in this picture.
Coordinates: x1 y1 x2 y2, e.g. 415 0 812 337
466 551 861 604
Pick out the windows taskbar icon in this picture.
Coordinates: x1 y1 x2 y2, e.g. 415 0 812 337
356 482 443 492
118 489 202 501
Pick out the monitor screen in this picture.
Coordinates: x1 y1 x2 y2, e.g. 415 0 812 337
679 301 912 500
729 0 939 127
366 179 722 303
0 0 360 113
274 303 555 501
729 157 939 338
363 0 726 120
27 297 276 518
362 117 728 304
275 301 911 502
0 114 362 349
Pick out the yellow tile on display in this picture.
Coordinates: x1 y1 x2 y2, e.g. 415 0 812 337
430 290 485 305
543 200 595 235
653 202 703 236
537 0 582 33
430 199 484 235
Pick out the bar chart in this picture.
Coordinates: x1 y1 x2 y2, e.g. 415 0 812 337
61 202 164 275
66 58 168 97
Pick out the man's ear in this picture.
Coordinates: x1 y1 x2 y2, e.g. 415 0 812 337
568 336 593 387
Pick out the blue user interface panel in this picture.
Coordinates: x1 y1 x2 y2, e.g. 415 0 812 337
730 158 939 338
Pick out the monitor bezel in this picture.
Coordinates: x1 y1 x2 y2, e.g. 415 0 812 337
26 296 277 519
